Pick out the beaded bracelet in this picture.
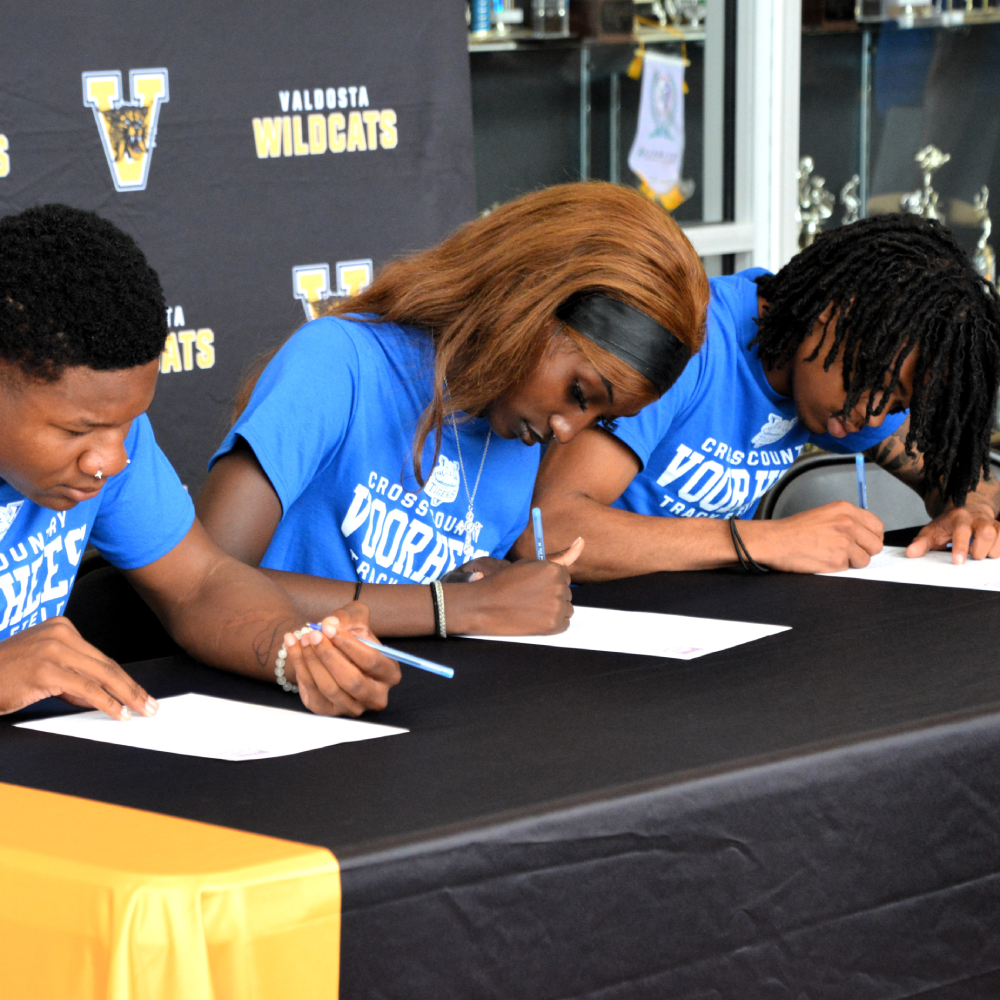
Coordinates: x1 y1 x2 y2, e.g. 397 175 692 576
274 628 307 693
430 580 447 638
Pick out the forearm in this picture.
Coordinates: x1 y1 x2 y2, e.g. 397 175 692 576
527 493 746 581
260 568 492 637
145 561 302 683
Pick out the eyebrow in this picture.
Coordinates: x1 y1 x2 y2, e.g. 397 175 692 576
600 376 614 405
60 419 113 430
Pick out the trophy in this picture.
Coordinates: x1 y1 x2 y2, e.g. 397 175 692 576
900 145 950 221
840 175 861 226
973 186 996 286
797 156 835 250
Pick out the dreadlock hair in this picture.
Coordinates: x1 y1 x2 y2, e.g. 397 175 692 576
754 213 1000 506
0 204 167 381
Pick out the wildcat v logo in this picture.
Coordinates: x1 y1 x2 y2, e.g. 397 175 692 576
82 69 169 192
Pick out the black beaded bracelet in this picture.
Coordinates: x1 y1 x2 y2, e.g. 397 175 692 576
728 516 770 574
430 580 447 638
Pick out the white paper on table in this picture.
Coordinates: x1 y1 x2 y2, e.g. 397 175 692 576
820 544 1000 591
464 605 790 660
15 692 408 761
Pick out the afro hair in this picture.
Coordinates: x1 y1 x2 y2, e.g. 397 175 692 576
0 204 166 379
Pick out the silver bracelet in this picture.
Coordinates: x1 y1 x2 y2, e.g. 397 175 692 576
430 579 447 638
274 628 307 693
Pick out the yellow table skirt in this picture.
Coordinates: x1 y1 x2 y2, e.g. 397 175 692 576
0 782 340 1000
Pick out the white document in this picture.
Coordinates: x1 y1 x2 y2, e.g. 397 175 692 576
821 544 1000 591
465 605 789 660
15 692 407 761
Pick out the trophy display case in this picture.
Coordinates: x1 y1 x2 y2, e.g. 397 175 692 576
800 9 999 282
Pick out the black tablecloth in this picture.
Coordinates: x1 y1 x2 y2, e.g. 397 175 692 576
5 541 1000 998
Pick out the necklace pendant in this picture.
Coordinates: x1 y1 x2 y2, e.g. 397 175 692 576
463 506 475 560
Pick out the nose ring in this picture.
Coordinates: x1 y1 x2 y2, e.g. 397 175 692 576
95 470 102 480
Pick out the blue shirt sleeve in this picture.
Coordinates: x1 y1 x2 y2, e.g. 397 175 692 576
610 372 692 473
808 410 908 454
89 414 196 570
210 318 361 515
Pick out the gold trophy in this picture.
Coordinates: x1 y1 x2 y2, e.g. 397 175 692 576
973 186 996 286
900 145 951 221
797 156 835 250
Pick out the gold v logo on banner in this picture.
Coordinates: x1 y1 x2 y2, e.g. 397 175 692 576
293 261 373 320
82 69 169 192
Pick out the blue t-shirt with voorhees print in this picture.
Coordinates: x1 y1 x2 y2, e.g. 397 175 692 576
610 269 908 521
0 414 195 640
210 316 541 585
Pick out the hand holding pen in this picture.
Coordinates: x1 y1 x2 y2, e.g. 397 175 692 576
424 508 583 636
281 603 402 715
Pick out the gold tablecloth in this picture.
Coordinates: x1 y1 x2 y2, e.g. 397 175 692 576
0 782 341 999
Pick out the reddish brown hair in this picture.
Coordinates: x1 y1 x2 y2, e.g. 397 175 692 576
236 182 708 482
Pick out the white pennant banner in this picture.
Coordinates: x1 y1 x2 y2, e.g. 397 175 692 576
628 51 687 196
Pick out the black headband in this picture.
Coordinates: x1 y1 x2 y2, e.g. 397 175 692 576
556 292 691 395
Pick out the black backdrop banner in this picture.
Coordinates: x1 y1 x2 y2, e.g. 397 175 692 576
0 1 475 490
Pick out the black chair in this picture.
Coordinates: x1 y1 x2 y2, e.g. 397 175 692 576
758 450 1000 529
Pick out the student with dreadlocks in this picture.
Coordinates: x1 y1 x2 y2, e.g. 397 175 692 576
512 213 1000 578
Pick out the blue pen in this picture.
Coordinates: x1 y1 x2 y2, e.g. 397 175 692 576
307 624 454 678
532 506 546 560
855 453 868 510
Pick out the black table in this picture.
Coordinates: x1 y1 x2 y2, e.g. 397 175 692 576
5 543 1000 998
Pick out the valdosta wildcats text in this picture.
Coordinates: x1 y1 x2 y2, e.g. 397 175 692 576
252 86 396 159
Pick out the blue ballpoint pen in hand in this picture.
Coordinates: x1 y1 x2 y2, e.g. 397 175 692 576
532 506 546 560
307 624 454 678
855 453 868 511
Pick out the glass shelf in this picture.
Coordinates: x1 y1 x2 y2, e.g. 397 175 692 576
857 4 1000 28
468 23 705 52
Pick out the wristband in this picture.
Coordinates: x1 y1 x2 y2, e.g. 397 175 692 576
353 581 363 601
728 516 770 574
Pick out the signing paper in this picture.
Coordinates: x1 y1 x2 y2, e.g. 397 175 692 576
15 693 407 761
821 545 1000 591
466 605 789 660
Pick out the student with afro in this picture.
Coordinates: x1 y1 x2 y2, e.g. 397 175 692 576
515 214 1000 577
0 204 399 718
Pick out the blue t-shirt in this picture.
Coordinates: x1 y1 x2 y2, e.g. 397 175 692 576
211 317 540 585
612 269 907 521
0 414 195 640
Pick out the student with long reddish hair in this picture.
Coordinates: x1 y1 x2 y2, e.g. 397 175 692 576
197 183 708 637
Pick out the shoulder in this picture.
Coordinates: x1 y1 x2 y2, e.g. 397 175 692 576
272 315 429 378
275 316 369 367
708 269 769 332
